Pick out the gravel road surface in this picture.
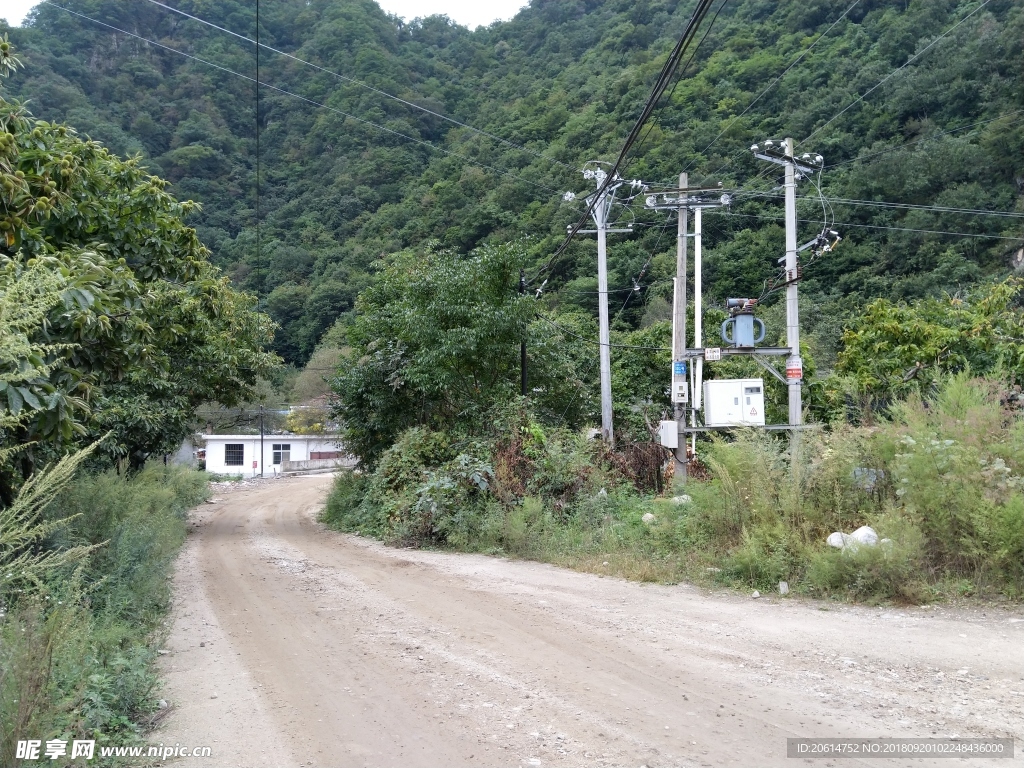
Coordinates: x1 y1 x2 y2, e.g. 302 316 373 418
155 475 1024 768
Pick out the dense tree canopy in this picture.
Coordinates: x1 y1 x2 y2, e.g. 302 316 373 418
3 0 1020 370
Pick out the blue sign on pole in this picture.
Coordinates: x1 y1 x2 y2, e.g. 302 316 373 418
673 361 687 376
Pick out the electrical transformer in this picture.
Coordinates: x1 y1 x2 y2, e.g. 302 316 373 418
702 378 766 427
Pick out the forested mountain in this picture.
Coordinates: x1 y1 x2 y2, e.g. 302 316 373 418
4 0 1022 368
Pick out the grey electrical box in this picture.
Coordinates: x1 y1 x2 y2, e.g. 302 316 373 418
703 378 766 427
658 420 678 448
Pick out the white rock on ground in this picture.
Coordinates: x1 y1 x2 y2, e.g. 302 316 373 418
826 531 852 549
850 526 879 546
641 512 656 524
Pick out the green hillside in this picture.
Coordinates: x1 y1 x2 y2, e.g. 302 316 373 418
4 0 1022 369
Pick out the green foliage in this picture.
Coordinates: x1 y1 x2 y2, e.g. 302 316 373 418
0 49 278 484
331 242 592 464
7 1 1019 368
680 374 1024 600
320 410 663 550
833 279 1024 402
0 441 101 591
0 465 208 763
0 260 79 437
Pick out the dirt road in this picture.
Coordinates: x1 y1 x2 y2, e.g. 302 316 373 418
156 475 1024 768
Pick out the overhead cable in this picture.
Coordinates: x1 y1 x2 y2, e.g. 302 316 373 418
140 0 577 172
537 315 669 351
732 191 1024 220
799 0 993 147
529 0 722 284
825 110 1024 169
695 0 860 176
45 3 572 201
716 210 1022 241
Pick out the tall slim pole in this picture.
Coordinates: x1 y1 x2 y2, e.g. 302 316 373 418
596 194 614 445
519 269 528 397
673 173 688 480
259 404 264 477
783 138 802 428
691 207 703 456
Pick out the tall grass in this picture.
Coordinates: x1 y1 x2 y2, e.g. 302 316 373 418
678 374 1024 600
0 465 208 764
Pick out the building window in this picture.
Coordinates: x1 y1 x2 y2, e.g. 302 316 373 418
272 443 291 465
225 444 244 466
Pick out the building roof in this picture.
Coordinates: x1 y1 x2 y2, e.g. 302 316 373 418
200 434 343 441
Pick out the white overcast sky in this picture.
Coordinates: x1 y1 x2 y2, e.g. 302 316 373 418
1 1 529 29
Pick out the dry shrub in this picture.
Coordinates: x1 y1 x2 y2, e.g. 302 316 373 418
603 441 671 494
491 435 532 503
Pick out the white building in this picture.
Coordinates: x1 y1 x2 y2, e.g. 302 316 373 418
200 434 346 476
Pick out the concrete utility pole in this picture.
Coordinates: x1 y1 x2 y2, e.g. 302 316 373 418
596 196 613 445
520 269 528 397
673 173 688 479
645 181 727 481
572 167 631 446
691 206 703 442
750 137 825 431
783 138 801 428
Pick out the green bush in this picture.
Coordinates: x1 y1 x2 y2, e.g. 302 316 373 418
804 514 926 602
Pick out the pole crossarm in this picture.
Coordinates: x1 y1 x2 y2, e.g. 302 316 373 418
682 346 793 358
681 424 821 433
645 194 730 210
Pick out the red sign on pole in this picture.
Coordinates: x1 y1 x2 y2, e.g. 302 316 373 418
252 460 258 469
786 357 803 381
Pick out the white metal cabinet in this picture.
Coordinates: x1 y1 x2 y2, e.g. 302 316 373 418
702 378 765 427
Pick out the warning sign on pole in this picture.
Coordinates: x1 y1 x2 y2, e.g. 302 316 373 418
786 356 803 381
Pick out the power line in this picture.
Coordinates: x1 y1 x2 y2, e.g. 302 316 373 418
44 2 573 203
799 0 993 147
255 0 260 313
825 110 1024 169
140 0 577 173
729 2 997 194
633 0 730 162
716 210 1022 241
695 0 860 177
563 278 675 296
537 315 668 351
529 0 721 284
733 191 1024 220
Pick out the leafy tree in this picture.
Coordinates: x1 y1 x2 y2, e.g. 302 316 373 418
834 278 1024 401
0 42 277 487
331 242 600 464
331 242 533 464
